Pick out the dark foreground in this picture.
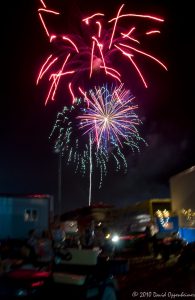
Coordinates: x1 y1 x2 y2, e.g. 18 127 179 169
1 252 195 300
118 256 195 300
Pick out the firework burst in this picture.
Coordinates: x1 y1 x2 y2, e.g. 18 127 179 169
49 84 145 189
37 1 167 105
78 84 141 151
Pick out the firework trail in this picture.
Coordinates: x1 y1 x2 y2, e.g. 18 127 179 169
37 1 167 105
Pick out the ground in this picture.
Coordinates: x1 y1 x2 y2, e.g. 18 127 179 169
117 255 195 299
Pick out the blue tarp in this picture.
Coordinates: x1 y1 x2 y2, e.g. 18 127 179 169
179 227 195 243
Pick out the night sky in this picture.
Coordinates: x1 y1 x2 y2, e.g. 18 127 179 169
1 0 195 212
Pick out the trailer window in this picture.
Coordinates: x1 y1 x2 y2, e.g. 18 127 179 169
32 209 38 221
24 209 38 222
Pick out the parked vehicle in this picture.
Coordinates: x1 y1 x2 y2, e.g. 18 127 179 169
0 238 53 299
107 232 148 257
0 246 128 300
52 247 127 299
0 265 52 299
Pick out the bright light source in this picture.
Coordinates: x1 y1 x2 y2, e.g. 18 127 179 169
112 234 119 243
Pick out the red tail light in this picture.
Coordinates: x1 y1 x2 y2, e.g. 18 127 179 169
31 281 44 287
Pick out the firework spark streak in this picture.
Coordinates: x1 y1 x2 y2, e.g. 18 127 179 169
49 84 145 188
37 1 167 105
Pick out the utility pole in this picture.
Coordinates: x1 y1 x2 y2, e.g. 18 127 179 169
58 150 62 216
55 148 62 216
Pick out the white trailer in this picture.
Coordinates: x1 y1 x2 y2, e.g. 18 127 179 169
170 166 195 242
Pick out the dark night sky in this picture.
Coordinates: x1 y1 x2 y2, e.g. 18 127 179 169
1 0 195 212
